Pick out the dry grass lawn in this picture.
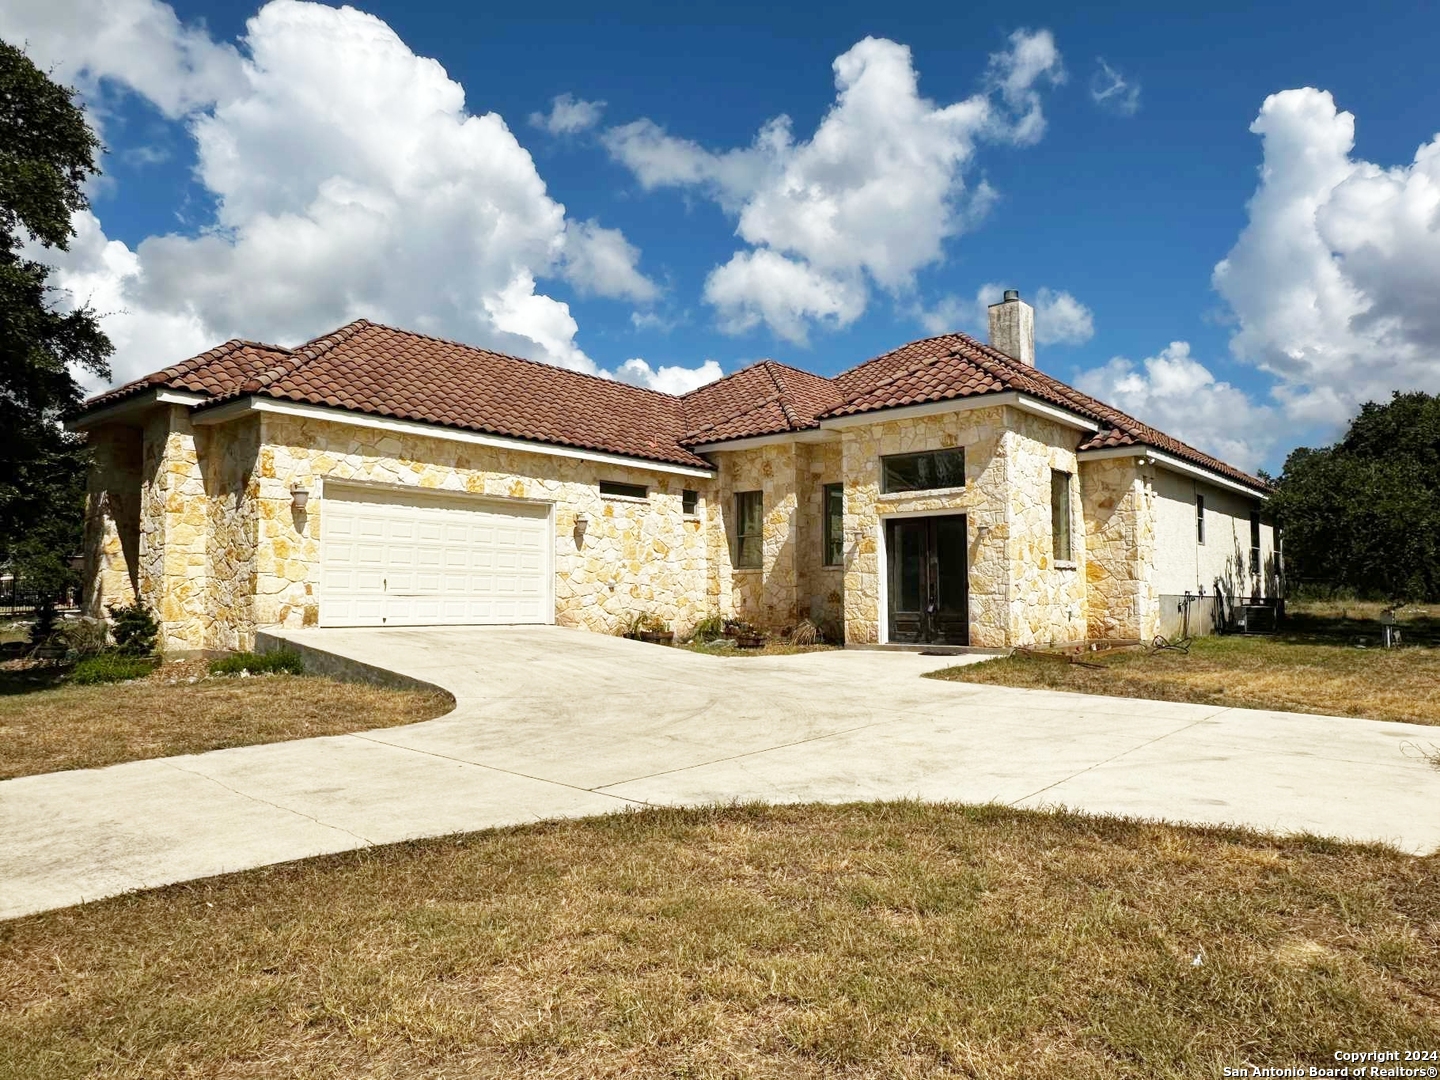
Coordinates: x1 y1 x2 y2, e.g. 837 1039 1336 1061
1 803 1435 1079
682 639 838 658
0 662 452 779
930 602 1440 725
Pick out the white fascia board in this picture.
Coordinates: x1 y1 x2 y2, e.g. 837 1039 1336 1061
193 395 717 478
1078 444 1268 500
66 390 159 430
688 428 837 453
155 390 209 407
819 391 1097 433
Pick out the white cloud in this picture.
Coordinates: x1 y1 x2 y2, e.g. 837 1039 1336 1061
562 220 659 302
1090 59 1139 116
918 283 1093 346
6 0 704 395
1075 342 1277 471
605 31 1064 343
615 357 724 396
1214 88 1440 427
529 92 605 136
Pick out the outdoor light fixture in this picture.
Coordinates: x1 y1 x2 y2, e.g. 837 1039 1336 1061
291 485 310 512
573 513 589 545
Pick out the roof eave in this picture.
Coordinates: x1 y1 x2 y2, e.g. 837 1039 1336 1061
1077 444 1269 498
67 388 211 431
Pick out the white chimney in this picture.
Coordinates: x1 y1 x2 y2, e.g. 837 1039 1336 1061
988 289 1035 367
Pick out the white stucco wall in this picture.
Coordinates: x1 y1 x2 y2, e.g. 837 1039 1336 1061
1151 466 1274 601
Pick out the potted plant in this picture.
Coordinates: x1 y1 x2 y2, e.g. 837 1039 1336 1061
724 618 765 649
623 612 674 646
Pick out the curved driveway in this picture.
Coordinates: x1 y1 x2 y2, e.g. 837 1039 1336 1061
3 625 1438 920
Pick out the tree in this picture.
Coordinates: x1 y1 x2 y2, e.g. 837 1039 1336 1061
1270 392 1440 601
0 39 113 597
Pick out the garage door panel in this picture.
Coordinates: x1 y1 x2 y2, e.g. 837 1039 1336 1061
321 487 551 627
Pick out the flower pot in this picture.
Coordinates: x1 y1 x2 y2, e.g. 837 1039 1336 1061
733 634 764 649
639 630 674 646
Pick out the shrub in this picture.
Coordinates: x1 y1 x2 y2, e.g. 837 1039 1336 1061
789 618 819 646
107 602 159 656
691 613 725 642
70 652 156 685
60 616 110 658
209 650 305 677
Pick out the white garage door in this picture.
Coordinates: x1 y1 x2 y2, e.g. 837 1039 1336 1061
320 485 551 627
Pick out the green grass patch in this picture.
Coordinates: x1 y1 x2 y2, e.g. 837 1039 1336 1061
67 653 157 685
207 649 305 677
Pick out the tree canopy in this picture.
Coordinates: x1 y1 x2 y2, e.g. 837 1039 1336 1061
0 39 112 584
1270 391 1440 601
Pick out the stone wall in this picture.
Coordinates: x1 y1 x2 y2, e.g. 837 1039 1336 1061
198 415 260 651
251 414 716 644
794 439 845 634
1079 455 1159 641
82 424 143 618
711 442 801 630
139 407 210 652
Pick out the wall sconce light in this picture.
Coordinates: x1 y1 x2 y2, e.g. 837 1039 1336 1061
291 485 310 513
573 513 589 546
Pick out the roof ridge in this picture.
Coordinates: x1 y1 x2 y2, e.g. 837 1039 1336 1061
677 357 778 401
763 361 805 431
680 390 789 442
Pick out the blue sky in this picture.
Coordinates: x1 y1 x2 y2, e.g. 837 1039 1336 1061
7 0 1440 473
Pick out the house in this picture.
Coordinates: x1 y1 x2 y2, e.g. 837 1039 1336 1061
71 291 1277 654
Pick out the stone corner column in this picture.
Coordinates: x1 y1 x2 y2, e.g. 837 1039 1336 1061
138 406 209 653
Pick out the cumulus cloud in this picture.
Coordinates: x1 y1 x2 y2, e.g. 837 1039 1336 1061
1214 88 1440 427
529 92 605 135
4 0 703 394
604 31 1064 344
1076 342 1277 472
1090 59 1139 115
614 357 724 395
918 283 1093 346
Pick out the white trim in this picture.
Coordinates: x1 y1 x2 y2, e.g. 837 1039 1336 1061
194 395 716 478
1077 444 1267 499
877 485 968 503
687 428 837 453
875 504 971 521
155 390 209 407
820 391 1098 433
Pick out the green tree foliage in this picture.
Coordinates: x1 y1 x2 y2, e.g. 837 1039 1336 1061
1271 392 1440 601
0 39 112 594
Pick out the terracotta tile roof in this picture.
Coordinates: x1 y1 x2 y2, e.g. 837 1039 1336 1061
81 339 293 411
209 320 711 469
680 360 843 443
822 332 1269 492
78 320 1265 490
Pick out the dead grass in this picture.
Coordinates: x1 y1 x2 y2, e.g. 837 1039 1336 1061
930 607 1440 725
0 802 1435 1079
0 661 452 779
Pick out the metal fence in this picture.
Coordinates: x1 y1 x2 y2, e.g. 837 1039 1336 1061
0 577 81 617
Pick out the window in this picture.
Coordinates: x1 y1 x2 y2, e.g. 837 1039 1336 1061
599 480 647 499
880 447 965 494
1250 511 1262 574
734 490 763 569
1051 470 1073 562
823 483 844 566
682 489 699 516
1195 494 1206 544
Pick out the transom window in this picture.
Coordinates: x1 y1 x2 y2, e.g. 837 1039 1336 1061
734 490 763 569
880 448 965 494
599 480 647 499
682 489 699 516
823 483 843 566
1051 470 1073 562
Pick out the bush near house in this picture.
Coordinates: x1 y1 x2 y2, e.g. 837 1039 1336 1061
105 602 158 657
68 652 156 685
208 649 305 676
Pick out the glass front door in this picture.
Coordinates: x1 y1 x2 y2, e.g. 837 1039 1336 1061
885 515 969 645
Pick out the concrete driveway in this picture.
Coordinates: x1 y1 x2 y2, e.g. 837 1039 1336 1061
4 625 1439 921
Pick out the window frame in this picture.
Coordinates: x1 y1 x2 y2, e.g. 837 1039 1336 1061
734 490 763 569
879 447 966 495
1050 469 1073 563
599 480 648 500
822 482 844 566
1195 494 1206 545
1249 510 1262 574
682 489 699 516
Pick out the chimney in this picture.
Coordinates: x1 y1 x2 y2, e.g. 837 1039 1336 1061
988 289 1035 367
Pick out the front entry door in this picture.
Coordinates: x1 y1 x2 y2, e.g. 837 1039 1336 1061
886 515 969 645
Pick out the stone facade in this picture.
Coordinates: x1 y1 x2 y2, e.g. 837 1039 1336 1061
83 398 1263 653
